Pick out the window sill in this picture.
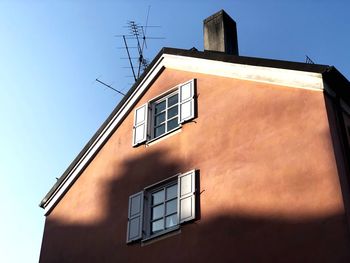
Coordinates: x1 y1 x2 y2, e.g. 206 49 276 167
141 226 181 245
146 126 182 146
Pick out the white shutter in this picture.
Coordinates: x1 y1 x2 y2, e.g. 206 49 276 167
178 170 196 223
126 191 144 243
132 103 148 146
179 80 195 123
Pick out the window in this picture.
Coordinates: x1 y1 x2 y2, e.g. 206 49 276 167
149 181 178 234
132 79 196 146
152 92 180 139
126 170 197 243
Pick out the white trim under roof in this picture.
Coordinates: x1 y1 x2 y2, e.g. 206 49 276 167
162 54 324 91
42 52 325 215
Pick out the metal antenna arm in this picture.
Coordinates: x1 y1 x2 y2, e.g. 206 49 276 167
96 78 126 96
123 35 137 82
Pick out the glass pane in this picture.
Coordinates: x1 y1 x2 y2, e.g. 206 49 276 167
165 214 178 228
166 199 177 215
152 204 164 220
167 118 179 131
152 219 164 233
166 184 177 200
168 94 178 107
154 124 165 138
155 101 166 114
155 112 165 126
152 190 164 205
167 106 178 119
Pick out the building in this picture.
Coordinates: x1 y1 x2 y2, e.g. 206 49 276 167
39 10 350 262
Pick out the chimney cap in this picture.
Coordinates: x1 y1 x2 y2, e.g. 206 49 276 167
203 9 232 24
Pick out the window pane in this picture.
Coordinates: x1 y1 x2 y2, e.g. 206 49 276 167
168 106 178 119
152 204 164 220
152 190 164 205
165 214 178 228
166 184 177 200
155 101 166 114
155 112 165 126
167 118 179 131
166 199 177 215
154 124 165 138
152 219 164 233
168 94 178 107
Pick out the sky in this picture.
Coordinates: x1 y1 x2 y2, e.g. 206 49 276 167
0 0 349 262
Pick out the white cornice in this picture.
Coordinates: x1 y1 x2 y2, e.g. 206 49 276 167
162 54 324 91
42 53 324 215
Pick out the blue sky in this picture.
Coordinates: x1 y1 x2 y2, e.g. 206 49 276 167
0 1 349 262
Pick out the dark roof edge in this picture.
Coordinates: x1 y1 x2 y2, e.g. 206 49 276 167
40 47 348 209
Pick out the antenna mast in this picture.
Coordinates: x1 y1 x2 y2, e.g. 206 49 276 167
122 35 137 82
95 6 163 96
117 6 163 82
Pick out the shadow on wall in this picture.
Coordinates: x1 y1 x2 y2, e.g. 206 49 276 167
39 148 350 263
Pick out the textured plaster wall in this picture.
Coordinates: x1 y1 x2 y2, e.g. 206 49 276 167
40 68 350 262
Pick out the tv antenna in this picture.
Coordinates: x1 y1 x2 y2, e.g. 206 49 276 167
116 6 164 82
95 6 163 96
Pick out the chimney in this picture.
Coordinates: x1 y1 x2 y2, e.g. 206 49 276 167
203 10 239 56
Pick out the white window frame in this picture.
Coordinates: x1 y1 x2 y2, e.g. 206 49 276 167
150 90 180 140
126 170 197 244
132 79 196 147
144 178 180 239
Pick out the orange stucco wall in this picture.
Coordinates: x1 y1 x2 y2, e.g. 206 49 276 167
39 68 350 262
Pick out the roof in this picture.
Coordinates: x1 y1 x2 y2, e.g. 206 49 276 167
40 47 350 212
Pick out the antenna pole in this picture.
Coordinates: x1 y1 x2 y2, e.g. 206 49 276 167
96 78 126 96
129 21 143 79
123 35 137 82
115 7 161 82
141 6 151 52
138 6 151 78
